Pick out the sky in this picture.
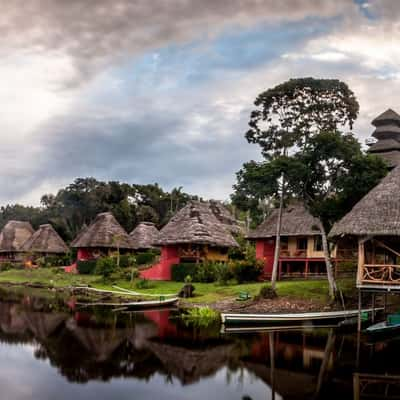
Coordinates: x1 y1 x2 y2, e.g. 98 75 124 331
1 0 399 205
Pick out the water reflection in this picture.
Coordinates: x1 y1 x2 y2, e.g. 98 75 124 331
0 290 399 399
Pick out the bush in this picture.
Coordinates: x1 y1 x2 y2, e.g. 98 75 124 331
230 258 263 283
258 283 277 299
136 251 158 266
135 278 155 289
195 261 217 283
96 257 118 280
0 262 14 271
77 259 97 274
182 307 220 328
37 255 71 268
119 254 136 268
172 263 198 282
214 262 234 285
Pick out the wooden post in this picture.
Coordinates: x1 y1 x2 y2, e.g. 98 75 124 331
278 260 282 280
305 260 309 279
357 238 365 286
384 292 388 315
372 293 375 324
357 289 362 332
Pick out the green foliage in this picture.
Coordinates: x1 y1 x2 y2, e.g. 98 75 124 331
229 258 263 284
258 283 277 299
184 275 192 283
172 263 198 282
77 259 97 274
182 307 220 328
194 261 217 283
214 262 234 285
135 250 159 266
135 278 155 289
95 257 117 280
37 255 71 268
119 254 136 268
0 262 14 271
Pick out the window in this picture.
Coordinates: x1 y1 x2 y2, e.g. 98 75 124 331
280 237 288 250
297 237 308 250
314 236 323 252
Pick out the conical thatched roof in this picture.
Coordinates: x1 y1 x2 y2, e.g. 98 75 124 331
130 222 159 250
0 221 34 253
70 212 134 249
21 224 69 254
247 203 321 239
329 166 400 237
372 108 400 126
156 201 239 248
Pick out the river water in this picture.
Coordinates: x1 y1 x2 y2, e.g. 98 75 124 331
0 290 398 400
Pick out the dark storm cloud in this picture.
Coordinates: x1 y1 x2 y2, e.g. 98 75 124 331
0 0 354 86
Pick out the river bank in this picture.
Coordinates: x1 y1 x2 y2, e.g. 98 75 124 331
0 268 359 313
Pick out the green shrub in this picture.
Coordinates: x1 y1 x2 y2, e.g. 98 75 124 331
136 251 158 265
230 258 263 283
0 261 14 271
37 255 71 268
195 261 217 283
119 254 136 268
96 257 118 280
135 278 155 289
258 283 277 299
182 307 220 328
77 259 97 274
214 262 234 285
172 263 198 282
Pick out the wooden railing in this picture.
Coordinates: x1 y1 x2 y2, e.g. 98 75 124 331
280 250 307 258
360 264 400 284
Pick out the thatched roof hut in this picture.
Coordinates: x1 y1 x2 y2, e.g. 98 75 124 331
247 203 321 239
70 212 134 249
156 201 239 248
329 166 399 237
0 221 34 253
21 224 69 254
130 222 159 250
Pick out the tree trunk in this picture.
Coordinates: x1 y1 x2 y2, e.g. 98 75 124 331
271 176 284 290
318 220 337 299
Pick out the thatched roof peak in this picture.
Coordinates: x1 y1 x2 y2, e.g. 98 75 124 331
130 222 159 250
21 224 69 254
208 200 244 235
247 203 321 239
70 212 134 249
372 108 400 126
329 166 400 237
0 221 34 253
156 201 239 248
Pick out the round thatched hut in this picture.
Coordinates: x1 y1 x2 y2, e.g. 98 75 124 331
129 222 159 251
21 224 69 255
141 201 239 280
70 212 134 260
329 165 400 287
0 221 34 261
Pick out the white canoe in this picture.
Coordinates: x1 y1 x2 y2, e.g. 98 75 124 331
78 297 179 309
221 308 381 324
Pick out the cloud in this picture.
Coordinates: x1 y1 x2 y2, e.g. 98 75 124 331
0 0 355 87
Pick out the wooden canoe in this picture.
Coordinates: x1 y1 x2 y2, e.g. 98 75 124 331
221 308 381 325
77 296 179 309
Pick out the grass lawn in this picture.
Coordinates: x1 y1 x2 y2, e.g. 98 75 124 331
0 268 356 304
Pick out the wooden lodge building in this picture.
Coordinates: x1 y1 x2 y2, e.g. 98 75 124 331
329 165 400 290
21 224 69 256
0 221 34 261
129 222 159 251
248 204 328 279
71 212 134 260
141 201 239 280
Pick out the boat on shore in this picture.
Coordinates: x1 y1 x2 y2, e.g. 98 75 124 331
365 314 400 336
77 296 179 309
221 308 381 325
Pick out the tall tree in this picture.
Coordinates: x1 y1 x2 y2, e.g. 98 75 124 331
240 77 360 296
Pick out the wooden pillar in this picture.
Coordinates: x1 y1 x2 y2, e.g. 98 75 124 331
278 260 282 280
357 289 362 333
372 293 376 324
305 260 309 278
357 238 365 286
384 292 388 315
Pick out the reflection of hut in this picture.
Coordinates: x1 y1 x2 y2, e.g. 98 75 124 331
130 222 159 251
329 166 400 288
0 221 34 261
22 311 67 341
65 318 128 362
21 224 69 255
70 212 134 261
141 201 239 280
145 340 235 385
